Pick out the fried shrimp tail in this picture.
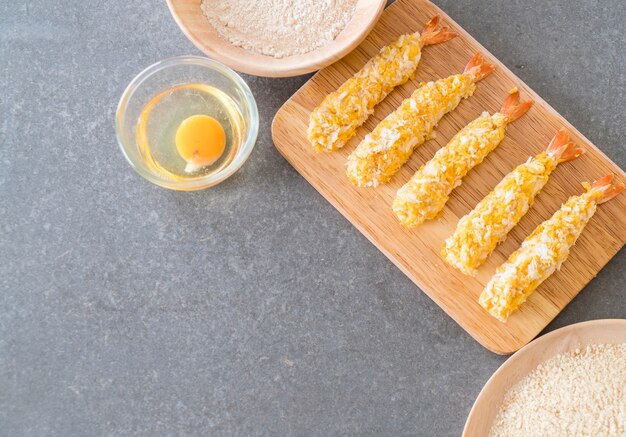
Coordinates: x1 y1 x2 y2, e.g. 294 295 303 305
500 88 534 122
546 128 585 162
593 174 625 203
420 15 457 46
464 53 496 81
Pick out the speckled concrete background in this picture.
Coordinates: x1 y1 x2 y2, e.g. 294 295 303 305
1 0 624 435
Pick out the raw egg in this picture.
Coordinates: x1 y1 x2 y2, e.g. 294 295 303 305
175 114 226 173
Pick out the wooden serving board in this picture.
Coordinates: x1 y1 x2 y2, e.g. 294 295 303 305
271 0 626 354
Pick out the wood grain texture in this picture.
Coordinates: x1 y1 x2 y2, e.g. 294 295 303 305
271 0 626 354
166 0 385 77
463 319 626 436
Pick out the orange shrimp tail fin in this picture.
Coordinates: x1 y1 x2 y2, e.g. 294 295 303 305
421 15 458 46
464 53 496 82
500 89 534 123
546 128 585 162
590 173 625 204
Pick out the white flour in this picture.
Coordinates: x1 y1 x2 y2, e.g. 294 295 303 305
201 0 358 58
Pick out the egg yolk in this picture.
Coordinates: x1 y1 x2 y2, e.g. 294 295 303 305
175 114 226 172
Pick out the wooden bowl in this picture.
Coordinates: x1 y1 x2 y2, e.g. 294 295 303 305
463 319 626 436
166 0 386 77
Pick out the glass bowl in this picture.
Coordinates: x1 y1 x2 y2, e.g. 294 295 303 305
116 56 258 190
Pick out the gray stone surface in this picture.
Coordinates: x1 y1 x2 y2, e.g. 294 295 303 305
1 0 624 435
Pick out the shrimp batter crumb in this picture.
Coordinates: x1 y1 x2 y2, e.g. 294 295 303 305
490 343 626 437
